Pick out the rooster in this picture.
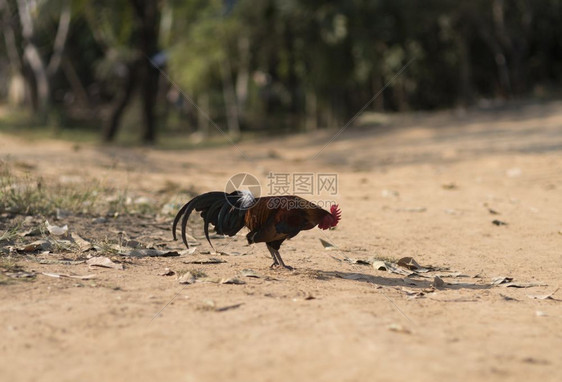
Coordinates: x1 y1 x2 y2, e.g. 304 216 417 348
172 191 341 269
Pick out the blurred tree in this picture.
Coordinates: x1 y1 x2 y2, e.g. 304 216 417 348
1 0 562 139
1 0 71 120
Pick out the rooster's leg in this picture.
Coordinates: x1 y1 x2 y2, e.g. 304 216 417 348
272 249 293 270
266 245 280 267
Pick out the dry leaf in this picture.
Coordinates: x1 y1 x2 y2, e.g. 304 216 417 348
86 256 123 270
220 277 246 285
499 293 518 301
45 220 68 236
21 240 52 253
215 303 244 312
491 276 513 285
397 257 429 272
178 272 196 284
70 232 93 252
18 227 41 237
183 258 226 265
240 269 261 278
388 323 411 334
442 182 457 190
432 276 445 288
527 288 559 300
336 272 373 281
41 272 96 280
401 287 428 299
39 259 85 265
158 268 175 276
502 282 547 288
343 257 372 265
4 271 35 279
372 260 413 276
218 251 247 256
180 247 197 255
319 238 336 250
121 248 180 257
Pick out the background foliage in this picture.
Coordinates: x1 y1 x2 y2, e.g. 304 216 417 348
1 0 561 143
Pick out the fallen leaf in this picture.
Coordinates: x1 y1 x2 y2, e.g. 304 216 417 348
388 323 411 334
240 269 261 278
70 232 94 252
215 303 244 312
41 272 96 280
21 240 52 253
178 272 196 284
183 258 226 265
397 257 429 272
381 189 399 198
4 271 35 279
491 276 513 285
220 277 246 285
45 220 68 236
197 277 222 284
319 239 336 250
18 227 41 237
121 248 180 257
180 247 197 255
490 276 548 288
372 260 413 276
492 219 508 226
343 257 373 265
442 182 457 190
527 287 559 300
218 251 247 256
432 276 445 288
86 256 123 270
336 272 374 281
158 268 175 276
503 282 548 288
401 287 428 299
38 259 85 265
499 293 519 301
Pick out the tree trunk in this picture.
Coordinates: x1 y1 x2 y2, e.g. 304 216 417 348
457 24 473 107
103 65 136 142
23 45 49 118
131 0 160 144
15 0 71 119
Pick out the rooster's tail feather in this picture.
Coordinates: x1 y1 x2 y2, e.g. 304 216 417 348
172 191 249 249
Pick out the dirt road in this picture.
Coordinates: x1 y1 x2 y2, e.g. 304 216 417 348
1 101 561 381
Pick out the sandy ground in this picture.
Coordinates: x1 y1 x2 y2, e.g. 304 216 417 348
1 101 562 382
